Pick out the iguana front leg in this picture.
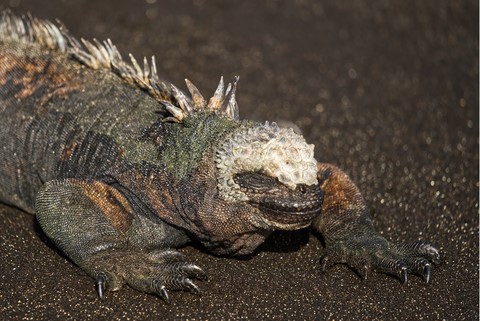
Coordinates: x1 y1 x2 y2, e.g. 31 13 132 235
35 179 205 301
313 163 440 283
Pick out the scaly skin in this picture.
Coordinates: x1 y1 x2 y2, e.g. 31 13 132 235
0 11 440 301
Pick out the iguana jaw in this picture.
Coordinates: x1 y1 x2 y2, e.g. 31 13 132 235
255 204 321 230
246 182 323 230
256 199 320 223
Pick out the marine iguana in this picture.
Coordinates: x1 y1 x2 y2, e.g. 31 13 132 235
0 10 440 302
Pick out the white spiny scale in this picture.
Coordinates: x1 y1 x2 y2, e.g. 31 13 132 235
44 20 62 48
104 39 117 58
171 84 193 113
225 76 240 120
128 53 143 78
185 79 206 109
92 39 108 67
92 39 109 66
128 54 149 87
220 81 235 119
150 56 159 81
225 83 232 96
228 99 239 120
70 48 89 67
142 56 150 81
161 100 185 122
207 76 225 111
79 38 98 68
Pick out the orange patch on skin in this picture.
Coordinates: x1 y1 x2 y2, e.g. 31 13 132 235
78 181 134 233
318 164 364 212
115 169 180 225
0 53 81 105
14 59 46 99
60 142 78 161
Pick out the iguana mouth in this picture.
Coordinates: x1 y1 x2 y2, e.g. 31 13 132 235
253 192 323 226
229 171 324 228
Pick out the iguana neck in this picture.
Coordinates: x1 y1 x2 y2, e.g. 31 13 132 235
153 112 244 181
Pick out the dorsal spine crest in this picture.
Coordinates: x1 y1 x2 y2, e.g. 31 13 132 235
0 9 240 122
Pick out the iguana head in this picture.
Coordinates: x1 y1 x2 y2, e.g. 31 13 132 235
215 121 322 230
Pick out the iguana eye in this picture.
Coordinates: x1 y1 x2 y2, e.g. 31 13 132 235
234 172 278 192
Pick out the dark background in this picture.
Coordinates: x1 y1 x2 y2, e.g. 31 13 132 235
0 0 478 320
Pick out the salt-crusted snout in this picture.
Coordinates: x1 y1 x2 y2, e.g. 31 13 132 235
215 121 321 229
216 121 318 199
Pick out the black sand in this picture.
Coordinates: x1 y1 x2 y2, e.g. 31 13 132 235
0 1 478 320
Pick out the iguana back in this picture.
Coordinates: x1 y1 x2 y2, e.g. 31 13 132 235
0 37 163 212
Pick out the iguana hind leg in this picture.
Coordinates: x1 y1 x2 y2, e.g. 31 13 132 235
313 163 440 283
35 178 205 300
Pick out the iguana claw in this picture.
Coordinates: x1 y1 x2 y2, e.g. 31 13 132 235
96 272 107 299
319 255 328 272
153 280 170 303
423 263 431 283
183 278 201 295
400 266 408 284
359 264 369 281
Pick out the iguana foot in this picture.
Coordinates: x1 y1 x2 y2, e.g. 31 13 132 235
320 235 440 283
84 249 206 301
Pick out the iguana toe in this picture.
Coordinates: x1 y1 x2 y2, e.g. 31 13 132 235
159 261 205 294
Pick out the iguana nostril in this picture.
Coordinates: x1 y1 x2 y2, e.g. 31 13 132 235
298 185 307 193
